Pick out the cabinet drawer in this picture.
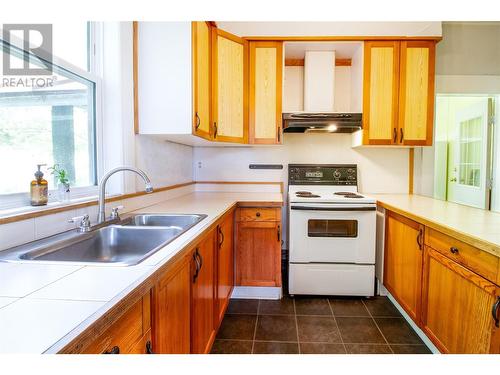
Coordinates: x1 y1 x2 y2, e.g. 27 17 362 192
237 208 280 222
425 228 499 283
82 293 151 354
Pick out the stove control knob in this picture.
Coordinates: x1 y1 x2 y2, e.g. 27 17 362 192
348 169 355 175
333 170 341 179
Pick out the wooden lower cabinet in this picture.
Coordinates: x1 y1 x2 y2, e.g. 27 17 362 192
191 229 216 354
215 210 234 326
152 255 191 354
236 207 282 287
422 247 500 353
81 292 152 354
384 211 424 322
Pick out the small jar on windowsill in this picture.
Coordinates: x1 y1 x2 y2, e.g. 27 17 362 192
58 182 71 203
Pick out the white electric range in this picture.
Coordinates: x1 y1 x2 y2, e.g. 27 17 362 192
288 164 376 297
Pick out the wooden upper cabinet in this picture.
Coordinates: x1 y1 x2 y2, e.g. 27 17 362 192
422 247 500 353
362 40 435 146
192 21 212 140
211 28 248 143
383 211 424 323
363 41 400 145
249 41 283 144
215 210 235 326
152 255 191 354
191 230 216 354
398 41 435 146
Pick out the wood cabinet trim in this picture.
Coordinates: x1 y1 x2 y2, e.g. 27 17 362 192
244 36 443 42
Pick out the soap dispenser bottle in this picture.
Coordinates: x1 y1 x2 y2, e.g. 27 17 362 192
30 164 48 206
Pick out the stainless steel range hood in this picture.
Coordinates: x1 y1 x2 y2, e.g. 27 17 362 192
282 113 362 133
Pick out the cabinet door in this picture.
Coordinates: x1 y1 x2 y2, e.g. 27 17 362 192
215 210 235 326
212 28 248 143
153 256 191 354
398 41 435 146
362 41 400 145
191 230 216 354
236 221 281 287
422 247 500 353
383 211 424 323
249 41 283 144
192 21 212 140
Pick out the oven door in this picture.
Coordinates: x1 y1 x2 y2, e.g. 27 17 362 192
289 203 376 264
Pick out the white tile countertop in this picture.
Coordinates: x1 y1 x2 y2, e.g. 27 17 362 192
0 191 282 354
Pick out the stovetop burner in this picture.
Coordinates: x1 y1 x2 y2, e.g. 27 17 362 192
296 191 321 198
334 192 364 198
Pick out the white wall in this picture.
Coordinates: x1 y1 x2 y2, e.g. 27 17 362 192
194 133 409 194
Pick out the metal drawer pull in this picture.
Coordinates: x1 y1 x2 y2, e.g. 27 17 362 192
104 346 120 354
450 247 459 254
416 228 423 250
277 225 281 242
218 227 225 248
195 112 201 130
146 341 154 354
492 297 500 328
393 128 397 143
193 250 200 283
399 128 404 143
255 212 261 217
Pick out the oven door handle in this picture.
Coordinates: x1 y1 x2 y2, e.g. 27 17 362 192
290 206 376 211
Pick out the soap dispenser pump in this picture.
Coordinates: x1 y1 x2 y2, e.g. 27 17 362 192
30 164 48 206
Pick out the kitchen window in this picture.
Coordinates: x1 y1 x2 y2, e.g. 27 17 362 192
0 22 102 209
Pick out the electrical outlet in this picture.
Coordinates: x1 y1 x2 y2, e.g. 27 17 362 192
197 161 202 169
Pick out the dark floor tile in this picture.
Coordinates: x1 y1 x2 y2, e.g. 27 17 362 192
226 299 259 314
297 316 342 343
345 344 392 354
375 318 424 345
330 298 370 317
253 341 299 354
217 314 257 340
210 340 253 354
294 297 332 315
336 317 385 344
390 344 432 354
259 297 294 315
255 315 297 342
363 297 402 317
300 343 346 354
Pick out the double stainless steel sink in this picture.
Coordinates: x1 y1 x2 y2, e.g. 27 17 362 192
0 214 207 266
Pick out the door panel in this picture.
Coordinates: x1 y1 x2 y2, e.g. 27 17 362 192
192 21 212 140
216 211 234 326
249 41 283 144
191 230 216 354
212 29 248 143
399 41 435 145
153 257 191 354
422 247 500 353
362 41 400 145
236 221 281 287
383 211 423 323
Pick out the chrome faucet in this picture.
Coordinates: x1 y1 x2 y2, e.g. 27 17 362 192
97 166 153 223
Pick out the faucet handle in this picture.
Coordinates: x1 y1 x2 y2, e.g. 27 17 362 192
69 215 91 232
110 205 124 220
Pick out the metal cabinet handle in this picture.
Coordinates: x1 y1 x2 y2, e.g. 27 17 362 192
393 128 397 143
416 228 423 250
492 297 500 328
195 112 201 130
103 346 120 354
197 251 203 271
146 340 154 354
192 250 200 283
218 226 225 249
277 225 281 242
214 122 218 138
399 128 404 143
277 126 281 143
256 212 261 217
450 247 459 254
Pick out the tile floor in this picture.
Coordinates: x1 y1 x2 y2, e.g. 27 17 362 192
210 296 431 354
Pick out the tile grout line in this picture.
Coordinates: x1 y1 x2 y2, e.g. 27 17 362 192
292 298 301 354
251 300 260 354
362 299 394 354
327 299 347 354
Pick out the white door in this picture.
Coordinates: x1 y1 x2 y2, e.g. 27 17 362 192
448 99 492 209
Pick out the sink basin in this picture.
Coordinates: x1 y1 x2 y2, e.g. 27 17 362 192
121 214 207 229
0 213 207 266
